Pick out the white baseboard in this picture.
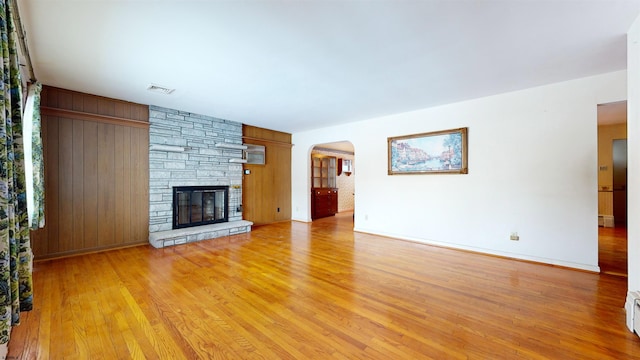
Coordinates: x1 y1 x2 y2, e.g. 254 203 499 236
599 215 615 227
353 227 600 272
626 291 640 332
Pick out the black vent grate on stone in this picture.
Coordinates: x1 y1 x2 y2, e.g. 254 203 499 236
173 186 229 229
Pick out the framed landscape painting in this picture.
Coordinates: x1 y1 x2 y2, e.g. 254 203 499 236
388 127 468 175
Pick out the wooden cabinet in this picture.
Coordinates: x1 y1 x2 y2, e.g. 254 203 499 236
311 188 338 219
312 155 336 188
311 154 338 219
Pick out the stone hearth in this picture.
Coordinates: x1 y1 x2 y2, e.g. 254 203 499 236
149 220 253 248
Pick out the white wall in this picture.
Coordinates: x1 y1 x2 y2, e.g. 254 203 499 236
336 162 355 212
628 16 640 293
293 71 626 271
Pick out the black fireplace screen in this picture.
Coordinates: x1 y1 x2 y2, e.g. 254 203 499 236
173 186 229 229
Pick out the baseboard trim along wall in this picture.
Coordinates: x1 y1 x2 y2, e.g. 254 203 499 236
353 228 601 273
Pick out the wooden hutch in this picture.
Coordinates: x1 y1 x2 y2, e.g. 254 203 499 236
311 154 338 219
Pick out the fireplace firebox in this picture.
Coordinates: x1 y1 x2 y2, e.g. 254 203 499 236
173 186 229 229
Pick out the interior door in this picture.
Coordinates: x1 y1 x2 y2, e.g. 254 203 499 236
613 139 627 226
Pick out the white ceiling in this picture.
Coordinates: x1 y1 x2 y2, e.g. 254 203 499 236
598 101 627 125
314 141 355 153
18 0 640 133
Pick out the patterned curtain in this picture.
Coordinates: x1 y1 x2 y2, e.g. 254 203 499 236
28 82 43 229
0 0 34 346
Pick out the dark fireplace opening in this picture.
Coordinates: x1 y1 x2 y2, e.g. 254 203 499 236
173 186 229 229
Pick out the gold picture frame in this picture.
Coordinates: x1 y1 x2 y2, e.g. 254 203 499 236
388 127 468 175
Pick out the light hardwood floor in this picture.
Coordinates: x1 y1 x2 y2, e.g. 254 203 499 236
8 212 640 359
599 226 628 277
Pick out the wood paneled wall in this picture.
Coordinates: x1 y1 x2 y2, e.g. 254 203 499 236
30 86 150 259
242 125 292 225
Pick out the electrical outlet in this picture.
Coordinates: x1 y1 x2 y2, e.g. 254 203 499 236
510 232 519 241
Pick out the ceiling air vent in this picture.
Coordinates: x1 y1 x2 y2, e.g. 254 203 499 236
147 84 175 95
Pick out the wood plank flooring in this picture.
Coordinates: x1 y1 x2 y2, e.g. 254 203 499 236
8 212 640 359
599 226 628 276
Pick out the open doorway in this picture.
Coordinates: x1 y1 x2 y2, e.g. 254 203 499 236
597 100 627 276
310 141 355 221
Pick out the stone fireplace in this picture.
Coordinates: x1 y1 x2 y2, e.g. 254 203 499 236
147 106 252 248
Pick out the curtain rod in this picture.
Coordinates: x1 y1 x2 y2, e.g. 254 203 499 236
9 0 36 83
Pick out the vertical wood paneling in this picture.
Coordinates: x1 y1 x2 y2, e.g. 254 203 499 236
72 93 84 112
44 89 57 108
139 107 149 121
39 87 49 108
72 121 85 250
242 125 292 225
46 116 60 254
114 126 126 245
98 98 115 117
97 123 116 246
273 143 292 222
132 127 149 243
57 118 74 252
32 86 150 259
58 91 73 110
114 102 130 120
82 121 99 250
121 127 132 243
82 96 98 115
41 87 149 123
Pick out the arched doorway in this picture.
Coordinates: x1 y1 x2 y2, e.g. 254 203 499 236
310 141 355 221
